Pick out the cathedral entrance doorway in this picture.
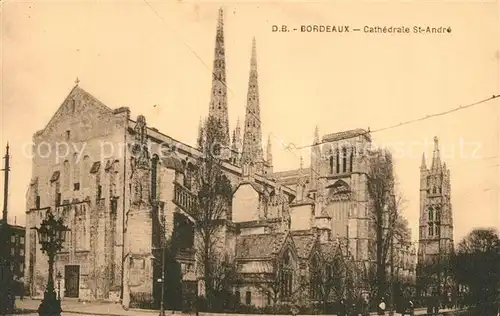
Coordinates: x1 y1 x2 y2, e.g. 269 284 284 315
64 265 80 298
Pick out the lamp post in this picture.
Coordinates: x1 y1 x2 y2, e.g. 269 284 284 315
31 210 70 316
56 271 62 300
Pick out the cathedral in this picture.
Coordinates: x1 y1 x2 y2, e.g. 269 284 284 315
417 137 454 298
24 8 416 308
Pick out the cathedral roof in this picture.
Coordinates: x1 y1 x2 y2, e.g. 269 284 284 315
320 241 343 260
322 128 370 143
235 233 286 260
291 231 317 259
272 168 312 187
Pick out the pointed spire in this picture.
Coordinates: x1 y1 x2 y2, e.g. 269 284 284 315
241 37 263 167
75 77 80 86
208 7 230 147
314 125 320 144
197 117 205 150
420 153 427 170
431 136 442 170
266 135 273 165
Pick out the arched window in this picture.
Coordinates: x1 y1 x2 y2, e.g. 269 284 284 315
72 153 80 190
342 148 347 173
280 250 293 300
151 155 159 201
335 150 340 173
82 156 91 188
349 148 354 172
428 207 434 221
310 254 321 300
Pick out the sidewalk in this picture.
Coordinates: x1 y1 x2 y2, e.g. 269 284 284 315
15 298 463 316
16 298 159 316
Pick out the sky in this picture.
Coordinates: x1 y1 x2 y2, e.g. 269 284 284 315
1 0 499 244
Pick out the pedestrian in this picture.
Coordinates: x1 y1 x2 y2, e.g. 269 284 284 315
377 297 386 315
361 299 370 316
338 299 347 316
18 276 24 300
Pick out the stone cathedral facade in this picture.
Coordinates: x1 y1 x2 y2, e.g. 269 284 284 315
24 8 416 308
417 137 454 297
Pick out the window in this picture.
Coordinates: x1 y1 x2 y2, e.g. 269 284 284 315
336 150 340 173
310 255 321 300
55 192 61 207
435 225 440 236
66 130 70 140
349 149 354 172
245 291 251 305
280 250 293 300
267 292 272 305
73 183 80 191
97 185 102 200
11 236 15 243
20 249 24 256
235 290 240 303
11 248 15 255
433 186 437 194
20 237 24 244
35 196 40 209
342 148 347 173
329 156 334 174
428 223 434 236
20 264 24 273
428 208 434 221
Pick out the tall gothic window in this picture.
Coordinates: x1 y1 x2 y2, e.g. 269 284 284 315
428 223 434 236
342 148 347 173
82 156 91 188
280 250 293 300
435 206 441 236
428 207 434 222
55 181 61 207
310 254 321 300
335 150 340 174
72 153 80 189
151 155 159 201
349 148 354 172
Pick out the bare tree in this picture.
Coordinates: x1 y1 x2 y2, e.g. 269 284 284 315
366 149 404 299
310 253 346 313
193 115 233 306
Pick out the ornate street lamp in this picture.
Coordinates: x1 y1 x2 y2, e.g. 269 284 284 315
31 210 70 316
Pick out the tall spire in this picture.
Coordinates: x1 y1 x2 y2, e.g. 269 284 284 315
431 136 442 170
208 7 230 146
314 125 320 144
266 135 273 166
420 153 427 170
197 117 205 150
241 37 263 167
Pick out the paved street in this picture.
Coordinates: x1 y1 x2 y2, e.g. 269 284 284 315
14 298 464 316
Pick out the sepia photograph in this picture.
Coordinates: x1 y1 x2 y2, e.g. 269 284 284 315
0 1 499 316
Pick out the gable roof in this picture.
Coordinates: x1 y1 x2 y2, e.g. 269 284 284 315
39 85 115 137
291 230 318 259
235 233 286 260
